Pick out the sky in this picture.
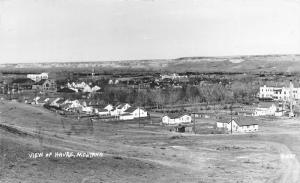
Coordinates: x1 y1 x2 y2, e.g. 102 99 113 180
0 0 300 63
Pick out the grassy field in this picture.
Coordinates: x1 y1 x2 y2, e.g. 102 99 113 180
1 100 300 182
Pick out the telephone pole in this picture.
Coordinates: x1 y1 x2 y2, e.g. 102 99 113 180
193 113 196 134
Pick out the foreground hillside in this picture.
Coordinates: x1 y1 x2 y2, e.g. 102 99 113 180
1 54 300 73
1 100 300 182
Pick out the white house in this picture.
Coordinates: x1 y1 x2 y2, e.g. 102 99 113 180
49 98 62 107
27 72 48 82
95 108 110 116
82 85 92 93
254 102 277 116
61 100 82 112
110 103 131 116
119 107 148 120
91 85 101 92
216 117 258 133
35 97 49 105
162 114 192 125
104 104 114 112
108 79 119 85
160 73 188 80
82 106 93 114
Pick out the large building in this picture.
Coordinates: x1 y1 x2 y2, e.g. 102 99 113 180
27 73 48 82
32 79 57 92
258 83 300 101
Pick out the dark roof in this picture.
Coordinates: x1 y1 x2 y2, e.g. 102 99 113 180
218 116 258 126
46 98 57 103
37 96 48 102
97 108 108 112
116 103 128 109
124 107 138 113
163 113 190 119
35 79 47 85
57 87 76 93
56 98 65 104
12 78 35 84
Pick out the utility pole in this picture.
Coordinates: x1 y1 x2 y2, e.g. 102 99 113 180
138 83 141 128
193 113 196 134
230 101 233 134
139 107 141 128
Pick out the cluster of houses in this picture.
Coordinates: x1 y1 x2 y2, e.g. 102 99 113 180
25 96 148 120
64 82 101 93
237 102 283 117
160 73 188 80
160 112 260 133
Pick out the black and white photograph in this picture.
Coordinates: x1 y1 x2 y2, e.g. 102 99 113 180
0 0 300 182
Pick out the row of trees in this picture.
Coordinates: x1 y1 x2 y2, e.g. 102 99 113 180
89 81 259 108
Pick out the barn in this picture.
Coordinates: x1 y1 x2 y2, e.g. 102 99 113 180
216 117 259 133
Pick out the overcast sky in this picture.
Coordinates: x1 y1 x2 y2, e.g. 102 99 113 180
0 0 300 63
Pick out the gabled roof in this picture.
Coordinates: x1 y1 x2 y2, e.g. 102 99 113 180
97 108 109 112
37 96 48 102
116 103 129 109
217 116 258 126
46 97 57 104
57 87 76 93
124 107 138 113
56 98 65 104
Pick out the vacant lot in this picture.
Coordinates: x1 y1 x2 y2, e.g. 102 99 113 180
1 100 299 183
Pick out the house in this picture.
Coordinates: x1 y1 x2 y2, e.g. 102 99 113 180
108 79 119 85
32 79 57 92
104 104 114 112
110 103 131 116
49 98 62 107
61 100 82 112
94 108 110 116
87 100 102 107
34 96 49 105
119 107 148 120
162 113 192 125
82 85 92 93
254 102 277 116
27 72 48 82
216 117 258 133
82 106 93 114
91 85 101 92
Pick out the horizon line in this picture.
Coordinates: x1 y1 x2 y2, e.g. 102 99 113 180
1 53 300 65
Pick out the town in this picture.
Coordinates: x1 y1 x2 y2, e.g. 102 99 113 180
1 69 299 134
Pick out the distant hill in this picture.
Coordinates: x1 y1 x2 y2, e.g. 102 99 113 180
1 54 300 73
